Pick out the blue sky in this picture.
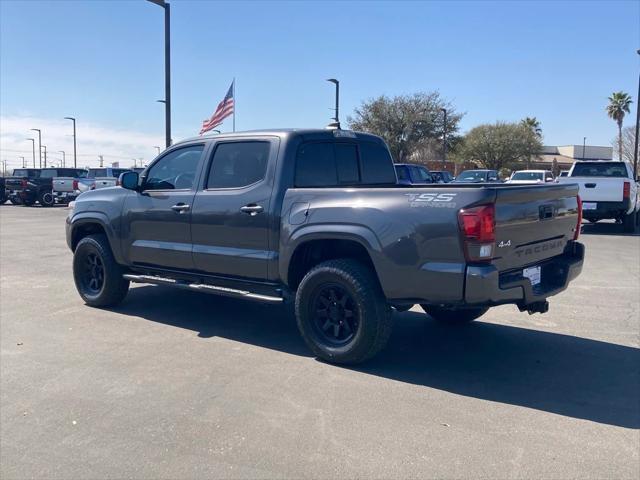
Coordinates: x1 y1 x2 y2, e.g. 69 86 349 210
1 0 638 168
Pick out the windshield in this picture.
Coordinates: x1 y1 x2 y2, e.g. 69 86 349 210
456 171 487 182
571 162 628 177
511 171 543 181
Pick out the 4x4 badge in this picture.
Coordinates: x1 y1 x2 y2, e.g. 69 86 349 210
498 240 511 248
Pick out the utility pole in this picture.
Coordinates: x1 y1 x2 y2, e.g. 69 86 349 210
64 117 77 168
99 155 104 167
582 137 587 159
58 151 66 168
20 156 25 168
633 49 640 178
2 160 7 176
31 129 42 168
42 145 47 167
26 138 36 168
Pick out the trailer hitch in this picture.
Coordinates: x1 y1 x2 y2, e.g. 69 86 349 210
518 300 549 315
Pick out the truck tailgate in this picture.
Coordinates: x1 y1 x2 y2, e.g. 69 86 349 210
492 184 580 272
92 177 117 189
53 177 76 193
560 177 625 202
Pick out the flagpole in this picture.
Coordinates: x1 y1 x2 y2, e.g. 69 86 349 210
233 78 236 132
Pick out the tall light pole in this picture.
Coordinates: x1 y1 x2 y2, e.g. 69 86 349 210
41 145 47 168
582 137 587 159
148 0 171 148
326 78 340 127
633 49 640 179
441 108 448 165
30 129 42 168
26 138 36 168
58 151 66 168
20 156 25 168
64 117 77 168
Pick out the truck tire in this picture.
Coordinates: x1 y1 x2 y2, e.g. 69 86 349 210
421 305 489 324
622 211 636 233
38 190 54 207
295 259 393 364
73 234 129 307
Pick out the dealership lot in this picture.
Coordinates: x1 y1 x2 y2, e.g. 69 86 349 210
1 206 638 479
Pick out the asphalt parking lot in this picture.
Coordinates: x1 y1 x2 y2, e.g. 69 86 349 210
1 205 638 479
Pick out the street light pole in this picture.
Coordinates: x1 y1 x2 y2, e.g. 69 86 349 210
582 137 587 159
20 156 25 168
58 151 66 168
633 49 640 179
441 108 448 165
31 129 42 168
64 117 77 168
148 0 172 148
41 145 47 168
326 78 340 127
26 138 36 168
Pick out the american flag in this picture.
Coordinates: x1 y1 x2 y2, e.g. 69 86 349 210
200 81 235 134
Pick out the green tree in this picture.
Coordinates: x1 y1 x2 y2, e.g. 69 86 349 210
520 117 542 139
458 122 542 171
606 91 633 160
347 92 463 162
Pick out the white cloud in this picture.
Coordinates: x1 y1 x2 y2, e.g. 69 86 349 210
0 115 166 170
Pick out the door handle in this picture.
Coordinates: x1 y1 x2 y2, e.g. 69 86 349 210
240 204 263 215
171 203 190 212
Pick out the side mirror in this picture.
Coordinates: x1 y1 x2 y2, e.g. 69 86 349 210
119 171 139 191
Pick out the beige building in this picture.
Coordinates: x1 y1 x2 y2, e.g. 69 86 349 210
532 145 613 172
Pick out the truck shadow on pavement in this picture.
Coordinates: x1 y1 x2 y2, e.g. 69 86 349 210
580 221 640 236
115 285 639 429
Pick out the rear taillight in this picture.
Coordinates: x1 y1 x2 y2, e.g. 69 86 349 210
574 195 582 240
623 181 630 200
20 179 27 187
72 180 78 190
458 204 495 262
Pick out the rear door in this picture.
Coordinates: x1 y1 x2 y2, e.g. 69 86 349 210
122 143 205 270
190 139 278 280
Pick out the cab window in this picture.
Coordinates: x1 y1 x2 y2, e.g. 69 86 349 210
144 145 204 190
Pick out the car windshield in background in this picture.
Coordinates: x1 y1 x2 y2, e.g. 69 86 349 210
456 171 486 182
572 162 628 177
511 172 543 181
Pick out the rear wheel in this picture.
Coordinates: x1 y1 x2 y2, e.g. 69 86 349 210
623 211 636 233
295 259 393 364
421 305 489 324
38 190 54 207
73 234 129 307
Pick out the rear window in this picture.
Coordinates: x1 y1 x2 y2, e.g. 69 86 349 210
571 162 628 178
511 171 543 181
12 169 39 177
295 141 395 187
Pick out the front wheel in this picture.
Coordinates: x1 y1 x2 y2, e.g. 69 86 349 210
295 259 393 364
38 190 54 207
73 234 129 307
421 305 489 324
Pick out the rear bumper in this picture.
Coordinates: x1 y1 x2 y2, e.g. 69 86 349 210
464 241 584 308
53 191 79 202
582 200 631 220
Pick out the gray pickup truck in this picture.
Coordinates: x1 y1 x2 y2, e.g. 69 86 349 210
66 129 584 364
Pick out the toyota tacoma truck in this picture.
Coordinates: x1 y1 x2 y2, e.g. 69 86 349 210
66 129 584 364
558 160 639 232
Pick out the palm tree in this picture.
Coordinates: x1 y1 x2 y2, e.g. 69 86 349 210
606 92 633 160
520 117 542 138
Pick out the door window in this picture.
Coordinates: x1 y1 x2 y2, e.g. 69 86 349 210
206 142 270 189
144 145 204 190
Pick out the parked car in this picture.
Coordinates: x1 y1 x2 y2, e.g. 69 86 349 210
52 170 89 204
394 163 434 185
75 168 133 193
452 169 499 183
558 160 639 232
8 168 86 207
4 168 41 205
430 170 454 183
67 129 584 364
507 170 555 184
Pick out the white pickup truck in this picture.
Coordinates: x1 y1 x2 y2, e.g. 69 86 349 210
559 161 639 232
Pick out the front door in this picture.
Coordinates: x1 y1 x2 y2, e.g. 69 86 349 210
122 143 205 270
190 139 276 280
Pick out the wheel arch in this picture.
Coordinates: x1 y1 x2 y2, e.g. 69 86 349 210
69 213 124 264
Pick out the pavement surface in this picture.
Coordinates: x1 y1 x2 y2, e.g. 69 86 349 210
1 205 639 479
